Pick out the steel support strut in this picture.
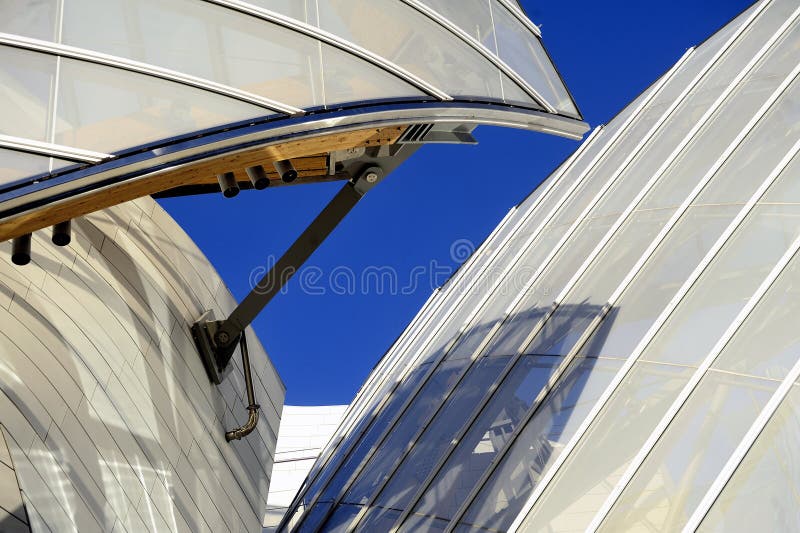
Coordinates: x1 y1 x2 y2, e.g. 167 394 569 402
191 166 385 385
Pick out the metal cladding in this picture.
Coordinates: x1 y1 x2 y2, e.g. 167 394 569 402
0 0 585 234
283 1 800 531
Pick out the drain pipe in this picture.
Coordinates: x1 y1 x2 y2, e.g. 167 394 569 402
225 334 260 441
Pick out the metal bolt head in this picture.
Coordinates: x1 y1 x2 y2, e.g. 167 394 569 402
215 331 231 345
365 172 379 183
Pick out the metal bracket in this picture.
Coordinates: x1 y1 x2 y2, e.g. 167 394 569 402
191 166 386 384
190 310 240 384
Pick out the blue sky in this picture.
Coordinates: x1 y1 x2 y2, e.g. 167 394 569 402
160 0 753 405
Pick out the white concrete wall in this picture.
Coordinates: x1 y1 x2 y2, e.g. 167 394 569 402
0 197 284 532
264 405 347 529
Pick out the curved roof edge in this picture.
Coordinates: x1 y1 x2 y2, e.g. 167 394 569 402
0 101 588 243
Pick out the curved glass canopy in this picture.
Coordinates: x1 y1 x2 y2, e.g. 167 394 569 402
0 0 585 244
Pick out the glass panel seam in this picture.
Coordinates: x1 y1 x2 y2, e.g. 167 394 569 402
199 0 453 101
400 0 557 113
0 32 302 115
586 134 800 532
293 125 607 531
388 48 689 532
683 342 800 531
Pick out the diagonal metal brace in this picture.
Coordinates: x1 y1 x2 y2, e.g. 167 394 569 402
191 166 384 384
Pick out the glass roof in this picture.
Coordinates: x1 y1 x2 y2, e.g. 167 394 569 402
0 0 582 200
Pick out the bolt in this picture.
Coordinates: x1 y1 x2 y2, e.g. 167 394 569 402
365 172 379 183
215 331 231 345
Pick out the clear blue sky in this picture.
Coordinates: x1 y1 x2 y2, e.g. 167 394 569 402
160 0 753 405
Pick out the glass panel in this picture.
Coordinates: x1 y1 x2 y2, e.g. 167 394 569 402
580 205 740 359
490 0 577 116
342 357 502 507
0 46 54 142
599 372 776 532
63 0 423 109
356 505 402 532
459 357 623 532
298 363 433 509
319 46 426 107
418 0 495 52
642 14 800 210
0 149 73 189
500 72 538 106
713 224 800 380
244 0 315 24
476 214 617 358
54 57 266 153
361 357 512 511
403 355 563 528
521 362 692 533
305 359 468 531
449 222 588 359
645 203 800 367
295 502 332 533
524 207 675 356
316 0 502 100
0 0 57 40
698 385 800 532
696 82 800 206
319 504 363 533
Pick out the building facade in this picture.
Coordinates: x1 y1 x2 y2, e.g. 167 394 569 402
0 196 284 532
265 405 348 530
0 1 585 532
283 1 800 531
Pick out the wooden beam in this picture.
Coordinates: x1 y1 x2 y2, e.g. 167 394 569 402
0 126 406 242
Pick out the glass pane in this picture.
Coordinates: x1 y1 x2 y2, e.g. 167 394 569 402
54 57 266 153
319 46 426 107
491 0 577 116
63 0 322 108
460 357 623 532
699 385 800 532
363 357 512 511
696 78 800 205
521 362 692 533
319 504 362 533
0 149 73 189
600 372 776 532
63 0 422 109
641 13 800 210
449 221 593 359
342 356 496 507
0 0 57 40
480 214 616 358
244 0 315 24
580 205 740 359
298 362 433 509
645 203 800 367
403 355 563 527
306 359 468 530
0 46 54 142
418 0 495 52
356 505 401 532
713 221 800 380
316 0 503 100
524 207 675 356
